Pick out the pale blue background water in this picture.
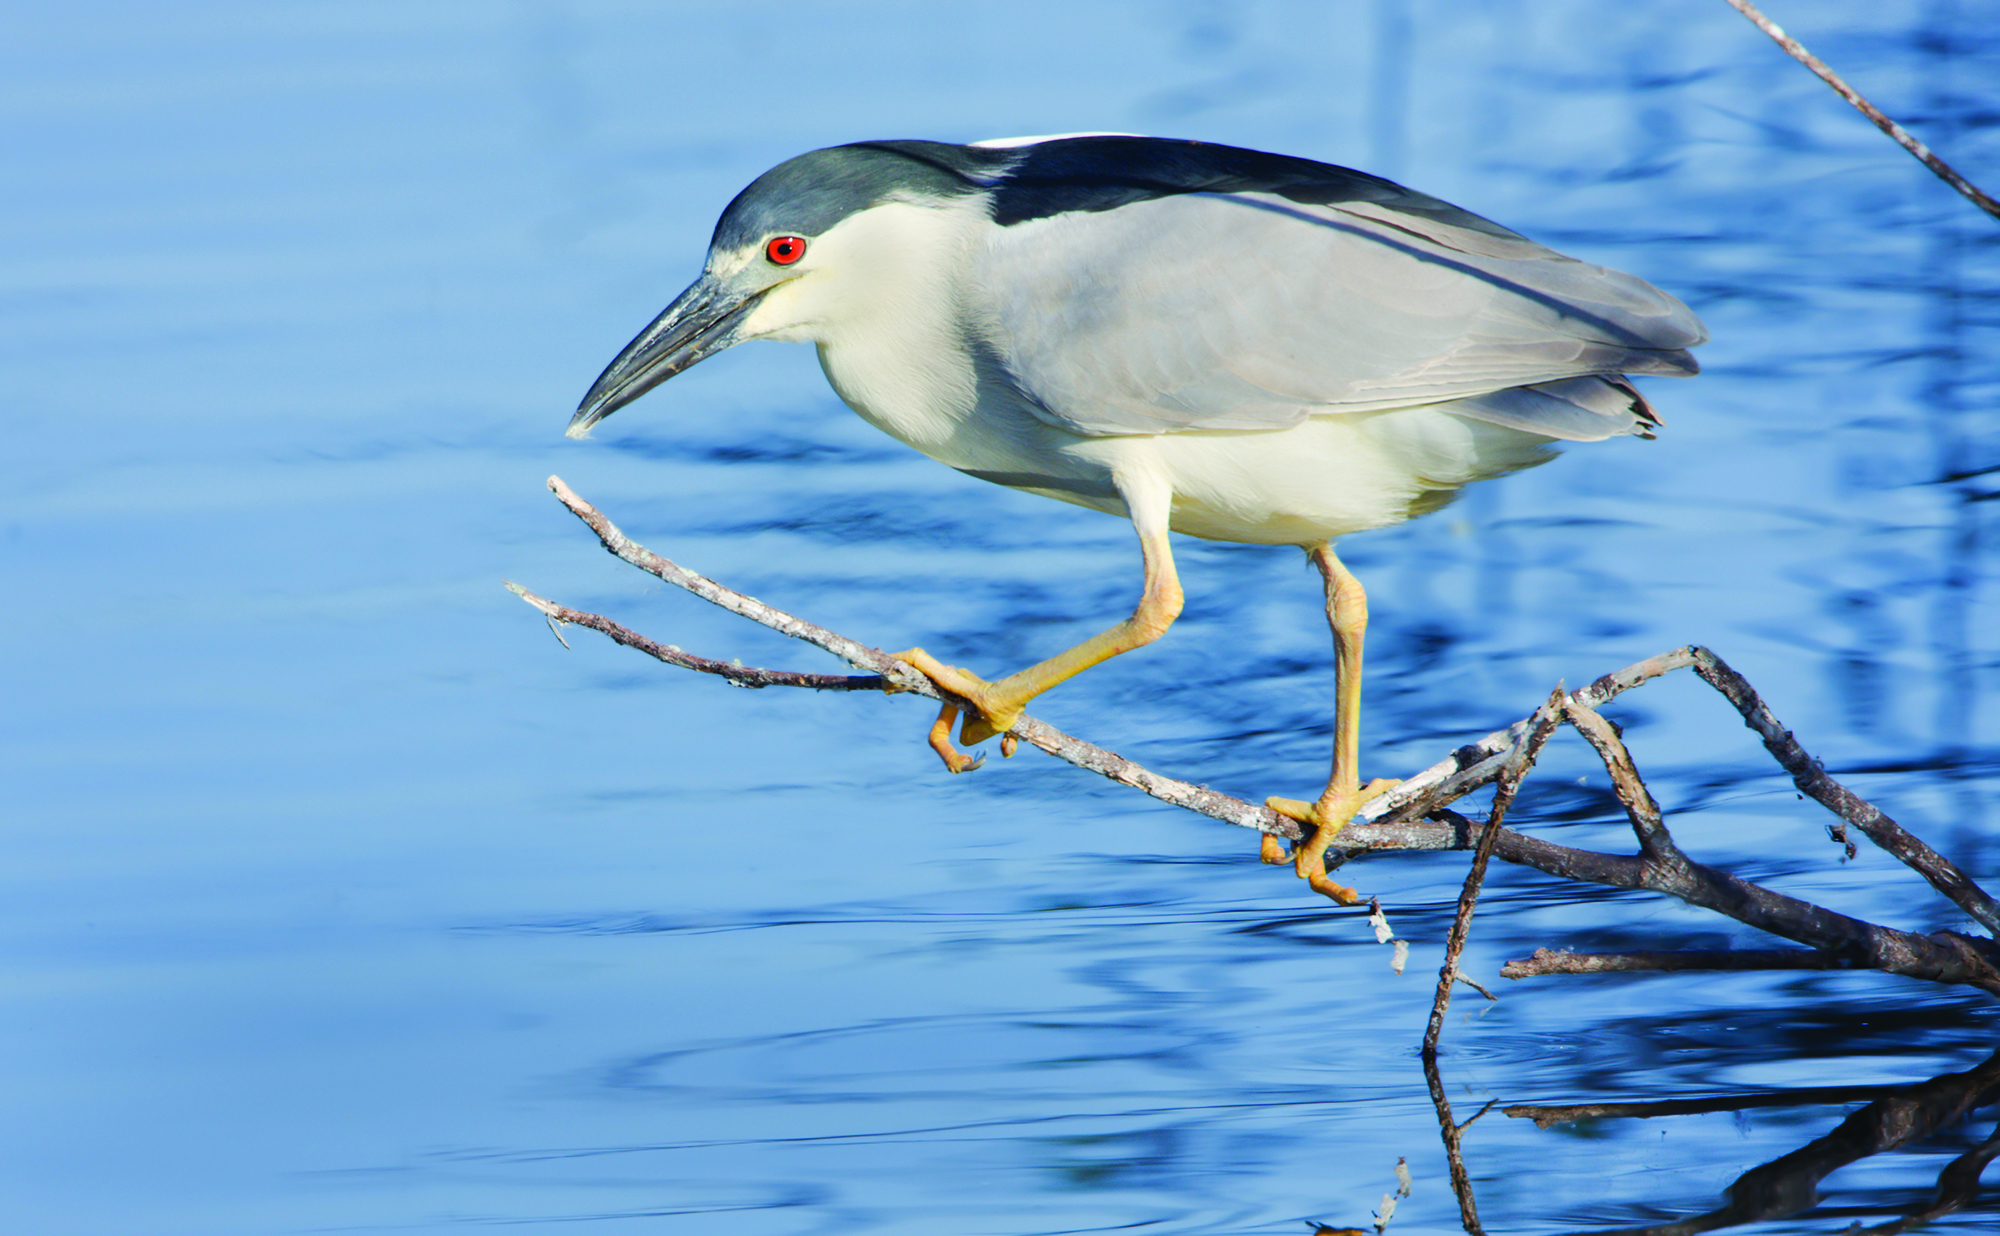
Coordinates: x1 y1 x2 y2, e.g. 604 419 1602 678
6 2 2000 1233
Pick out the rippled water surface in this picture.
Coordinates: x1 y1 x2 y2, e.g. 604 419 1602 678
8 2 2000 1232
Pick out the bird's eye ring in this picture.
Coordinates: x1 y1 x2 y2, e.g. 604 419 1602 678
766 235 807 265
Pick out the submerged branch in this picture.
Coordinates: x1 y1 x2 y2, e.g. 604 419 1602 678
1506 1083 1912 1130
1424 1053 1486 1235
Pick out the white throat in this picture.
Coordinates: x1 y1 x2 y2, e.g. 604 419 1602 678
749 198 993 459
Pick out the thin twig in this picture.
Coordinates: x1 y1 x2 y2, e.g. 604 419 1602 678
1452 971 1498 1002
1424 688 1564 1056
506 583 888 691
1724 0 2000 221
546 477 934 693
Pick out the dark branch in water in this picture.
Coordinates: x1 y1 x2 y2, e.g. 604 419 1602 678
1501 947 1855 981
1537 1045 2000 1235
1505 1082 1914 1130
517 477 2000 1008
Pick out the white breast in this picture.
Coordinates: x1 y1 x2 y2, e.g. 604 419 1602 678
804 197 1089 483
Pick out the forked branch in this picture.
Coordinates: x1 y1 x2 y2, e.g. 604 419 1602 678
516 477 2000 1000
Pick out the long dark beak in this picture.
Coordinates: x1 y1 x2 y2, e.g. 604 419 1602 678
567 272 771 438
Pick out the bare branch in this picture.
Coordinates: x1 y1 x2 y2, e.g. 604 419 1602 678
546 476 935 693
1688 647 2000 935
1564 700 1684 869
1485 843 2000 994
1500 946 1855 980
505 583 889 691
519 483 2000 996
1724 0 2000 221
1425 688 1564 1055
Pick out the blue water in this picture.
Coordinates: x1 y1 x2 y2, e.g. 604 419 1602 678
7 2 1999 1232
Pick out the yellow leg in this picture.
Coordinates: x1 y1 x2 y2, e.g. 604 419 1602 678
893 499 1183 770
1265 544 1400 904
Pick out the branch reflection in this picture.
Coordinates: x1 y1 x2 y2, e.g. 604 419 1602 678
1449 1045 2000 1234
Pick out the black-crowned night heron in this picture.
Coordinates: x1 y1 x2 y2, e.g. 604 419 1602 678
569 135 1705 903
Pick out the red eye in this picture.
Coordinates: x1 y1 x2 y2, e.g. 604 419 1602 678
766 235 807 265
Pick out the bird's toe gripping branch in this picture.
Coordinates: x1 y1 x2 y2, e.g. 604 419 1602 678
1264 778 1403 904
922 705 986 774
888 648 1027 774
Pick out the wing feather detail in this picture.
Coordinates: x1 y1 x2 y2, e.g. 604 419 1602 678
971 187 1704 439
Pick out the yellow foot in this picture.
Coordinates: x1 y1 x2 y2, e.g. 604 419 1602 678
890 647 1028 774
1264 777 1401 904
923 704 984 774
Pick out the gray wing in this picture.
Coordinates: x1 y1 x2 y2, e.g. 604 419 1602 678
970 188 1706 440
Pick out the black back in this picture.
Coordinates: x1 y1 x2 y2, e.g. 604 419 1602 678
986 136 1525 239
711 135 1525 246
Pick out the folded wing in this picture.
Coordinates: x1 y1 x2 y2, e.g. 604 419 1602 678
972 183 1704 441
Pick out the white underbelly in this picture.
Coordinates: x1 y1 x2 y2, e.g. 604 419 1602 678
818 334 1565 546
1061 405 1563 545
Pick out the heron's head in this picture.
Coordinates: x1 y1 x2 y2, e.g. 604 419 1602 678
567 141 1013 438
